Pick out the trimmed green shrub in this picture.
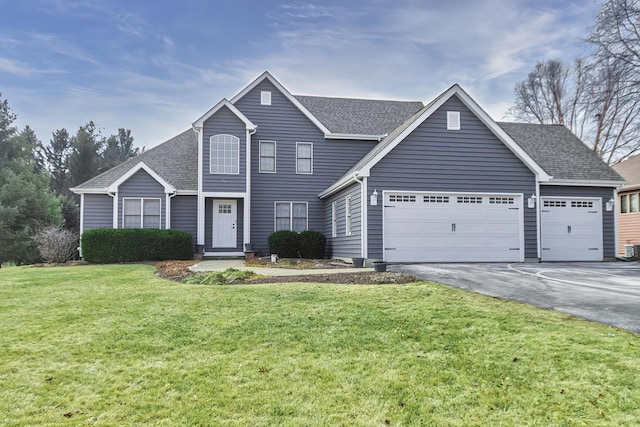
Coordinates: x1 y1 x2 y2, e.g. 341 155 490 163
268 230 300 258
299 230 326 258
268 229 327 258
81 228 193 263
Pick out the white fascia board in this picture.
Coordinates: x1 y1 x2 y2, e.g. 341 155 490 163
174 189 198 196
107 161 176 194
192 98 256 131
201 192 248 198
542 179 626 187
70 187 108 194
229 71 331 135
325 133 387 141
319 175 360 199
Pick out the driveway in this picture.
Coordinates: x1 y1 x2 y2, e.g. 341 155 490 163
393 262 640 334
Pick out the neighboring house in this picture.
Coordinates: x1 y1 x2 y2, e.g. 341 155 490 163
71 71 624 263
613 155 640 256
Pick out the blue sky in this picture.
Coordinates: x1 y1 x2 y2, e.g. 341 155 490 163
1 0 601 149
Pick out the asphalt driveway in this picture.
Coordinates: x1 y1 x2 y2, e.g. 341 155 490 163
393 262 640 334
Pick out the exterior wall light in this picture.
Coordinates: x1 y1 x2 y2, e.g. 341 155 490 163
606 198 615 212
528 193 537 208
370 189 378 206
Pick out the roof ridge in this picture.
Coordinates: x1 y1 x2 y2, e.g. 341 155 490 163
294 94 423 104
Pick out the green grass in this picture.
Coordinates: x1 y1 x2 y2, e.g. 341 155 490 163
1 265 638 426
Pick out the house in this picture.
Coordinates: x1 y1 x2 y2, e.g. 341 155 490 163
613 155 640 256
71 71 624 263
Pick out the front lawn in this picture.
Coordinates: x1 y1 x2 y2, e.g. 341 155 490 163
0 264 638 426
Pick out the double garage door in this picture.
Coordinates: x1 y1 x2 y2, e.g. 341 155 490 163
383 192 603 262
383 192 523 262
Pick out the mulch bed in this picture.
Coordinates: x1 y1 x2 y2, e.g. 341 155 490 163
154 260 421 285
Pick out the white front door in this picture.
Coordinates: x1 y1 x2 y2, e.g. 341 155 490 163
540 197 602 261
212 200 237 248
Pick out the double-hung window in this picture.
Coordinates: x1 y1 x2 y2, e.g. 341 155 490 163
296 142 313 174
275 202 308 232
345 196 352 236
123 198 160 228
259 141 276 173
210 134 239 174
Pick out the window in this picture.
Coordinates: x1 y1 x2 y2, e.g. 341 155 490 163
259 141 276 173
261 91 271 105
621 195 628 213
389 194 416 203
123 198 160 229
275 202 307 232
210 134 239 174
571 201 594 208
447 111 460 130
345 196 352 236
631 193 639 213
331 202 337 237
296 142 313 174
457 196 482 204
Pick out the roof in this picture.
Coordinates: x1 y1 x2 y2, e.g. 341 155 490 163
614 154 640 191
295 95 423 136
71 128 197 192
498 122 624 183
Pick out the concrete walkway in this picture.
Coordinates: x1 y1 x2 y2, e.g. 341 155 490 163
190 259 373 276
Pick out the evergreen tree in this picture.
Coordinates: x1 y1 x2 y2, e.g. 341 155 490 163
68 121 103 187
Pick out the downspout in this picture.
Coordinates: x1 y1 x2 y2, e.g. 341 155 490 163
108 190 117 228
613 187 619 257
166 191 177 229
193 126 205 250
245 127 257 247
353 174 367 259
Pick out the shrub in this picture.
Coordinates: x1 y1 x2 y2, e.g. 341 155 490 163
33 225 79 263
81 228 193 263
299 230 326 258
182 268 256 285
268 230 301 258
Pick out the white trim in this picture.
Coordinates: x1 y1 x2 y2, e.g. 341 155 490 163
274 201 308 232
79 193 85 235
381 190 525 263
230 71 331 135
192 98 256 131
361 177 368 258
613 187 619 256
175 190 198 196
107 161 176 194
112 192 118 228
202 191 248 198
536 179 541 260
245 127 255 246
542 179 625 187
259 140 277 173
122 197 162 229
70 187 109 194
260 91 271 105
209 134 240 175
196 127 205 247
325 133 387 141
296 142 313 174
345 195 352 236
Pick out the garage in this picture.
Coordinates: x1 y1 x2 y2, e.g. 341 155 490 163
383 192 524 262
540 197 602 261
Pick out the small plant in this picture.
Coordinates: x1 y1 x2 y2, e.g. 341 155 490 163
33 225 79 263
182 268 256 285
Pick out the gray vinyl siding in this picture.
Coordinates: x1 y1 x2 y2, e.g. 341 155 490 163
83 194 113 231
170 195 197 247
202 106 246 192
540 185 617 258
204 198 244 252
325 184 362 258
234 79 377 254
368 95 537 260
117 170 166 229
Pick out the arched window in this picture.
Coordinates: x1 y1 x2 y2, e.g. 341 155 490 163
210 134 239 174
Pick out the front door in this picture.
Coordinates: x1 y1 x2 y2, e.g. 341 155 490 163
212 200 237 248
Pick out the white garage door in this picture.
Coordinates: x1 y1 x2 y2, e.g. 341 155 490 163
383 192 523 262
540 197 602 261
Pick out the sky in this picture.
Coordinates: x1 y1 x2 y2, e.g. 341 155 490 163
1 0 602 150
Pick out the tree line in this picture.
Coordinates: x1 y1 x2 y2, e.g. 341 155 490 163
508 0 640 164
0 95 140 266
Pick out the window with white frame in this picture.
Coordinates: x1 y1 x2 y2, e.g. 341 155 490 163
345 195 352 236
275 202 308 232
296 142 313 174
210 134 239 174
123 198 160 229
259 141 276 173
331 201 337 237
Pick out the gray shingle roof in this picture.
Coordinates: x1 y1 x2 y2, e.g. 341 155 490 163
295 95 423 135
72 128 197 191
497 122 623 182
614 154 640 190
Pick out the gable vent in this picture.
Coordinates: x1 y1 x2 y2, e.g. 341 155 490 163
261 91 271 105
447 111 460 130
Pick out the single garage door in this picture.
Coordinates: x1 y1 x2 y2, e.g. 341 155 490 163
383 192 523 262
540 197 602 261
